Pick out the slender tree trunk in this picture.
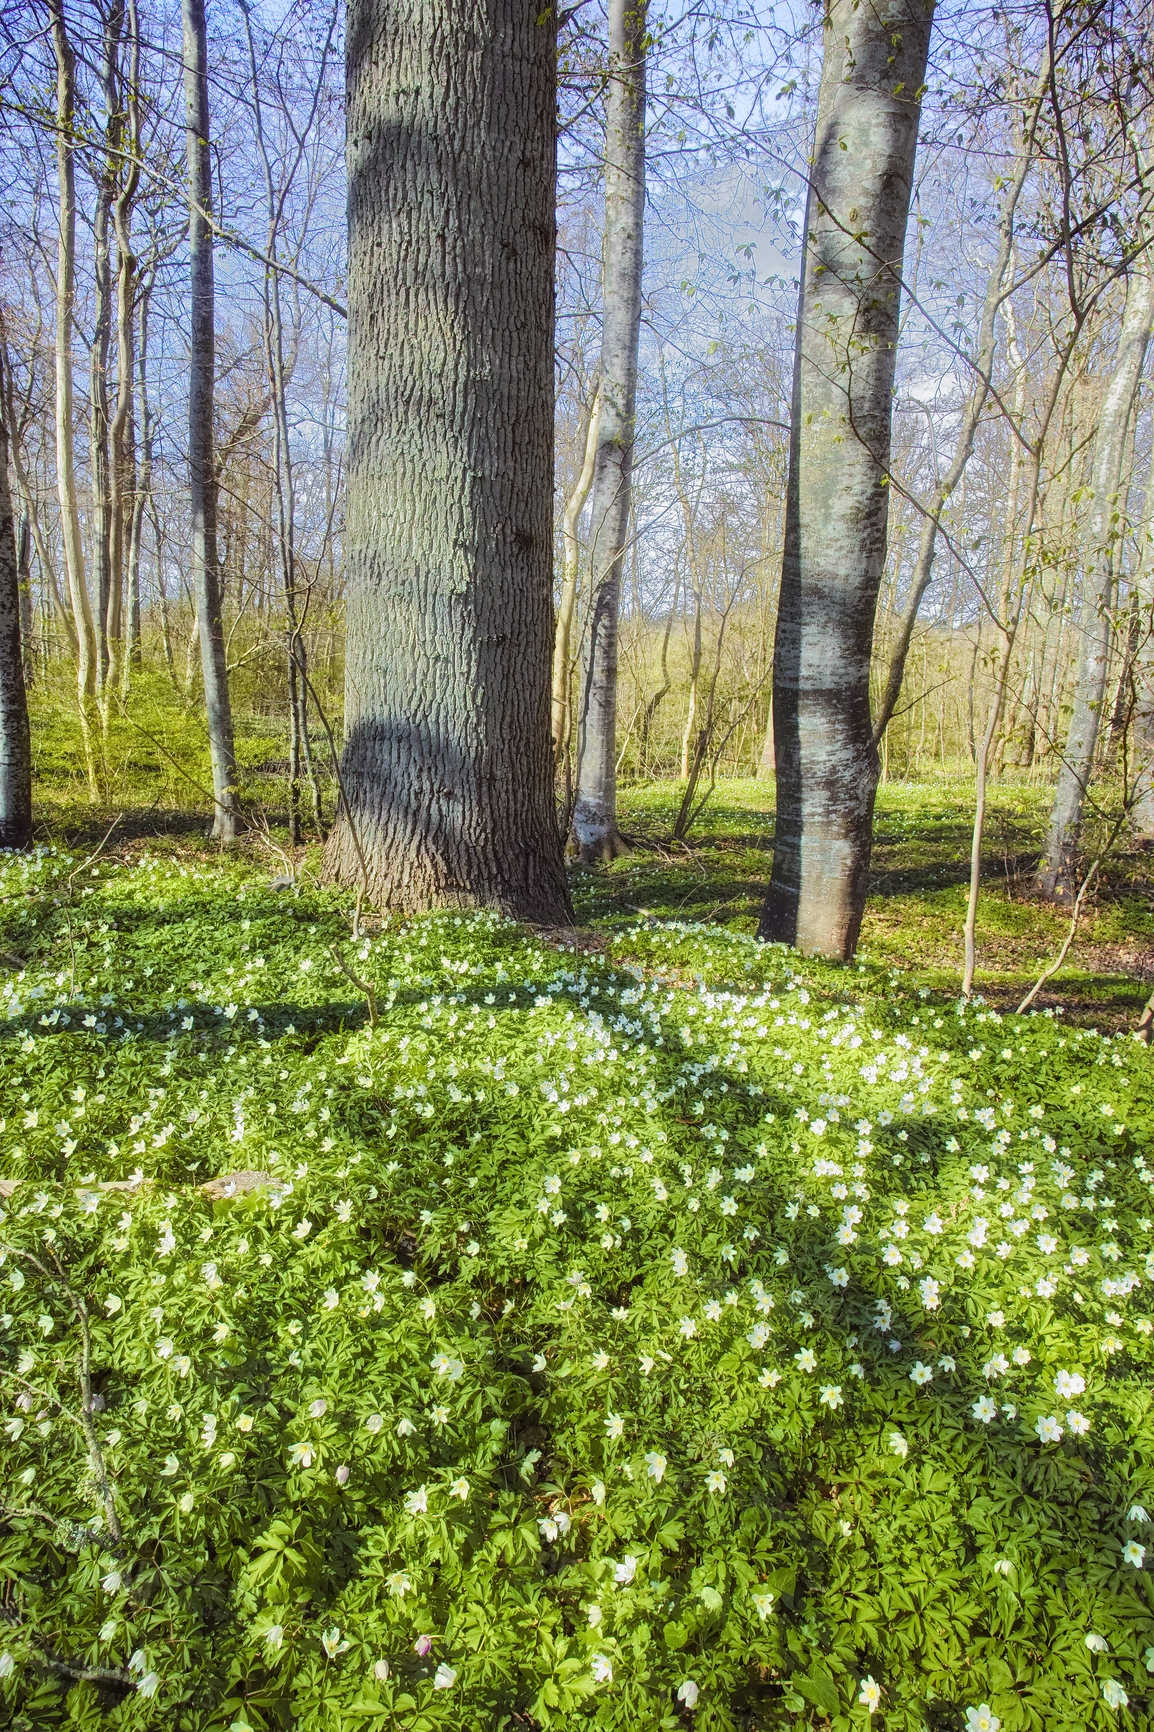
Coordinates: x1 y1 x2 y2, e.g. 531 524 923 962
242 0 327 841
1107 587 1140 755
637 571 678 776
680 575 703 779
1036 263 1154 900
1131 484 1154 835
0 323 76 660
17 515 34 682
571 0 647 864
48 0 99 794
108 0 140 699
123 268 154 687
756 700 775 780
0 348 33 849
551 383 600 767
962 319 1084 994
325 0 571 921
182 0 238 840
871 61 1050 746
91 0 123 704
152 497 178 688
758 0 934 959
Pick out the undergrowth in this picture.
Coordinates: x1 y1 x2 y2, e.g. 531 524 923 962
1 834 1153 1730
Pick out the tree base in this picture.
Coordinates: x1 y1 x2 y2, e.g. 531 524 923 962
572 828 629 867
323 808 574 927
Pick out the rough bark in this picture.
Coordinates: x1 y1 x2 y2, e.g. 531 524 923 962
325 0 571 922
48 0 99 792
571 0 646 864
758 0 934 959
0 347 33 849
182 0 238 841
1036 263 1154 900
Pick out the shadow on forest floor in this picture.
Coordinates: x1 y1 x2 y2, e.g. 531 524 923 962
19 777 1154 1033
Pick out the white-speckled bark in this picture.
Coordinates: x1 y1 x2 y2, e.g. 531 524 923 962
759 0 934 959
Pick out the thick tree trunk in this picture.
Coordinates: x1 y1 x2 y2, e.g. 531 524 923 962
571 0 646 864
1036 264 1154 900
48 0 99 794
0 349 33 850
758 0 934 959
182 0 238 841
325 0 571 922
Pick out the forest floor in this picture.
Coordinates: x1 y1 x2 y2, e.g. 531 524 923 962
579 777 1154 1030
32 768 1154 1028
3 768 1154 1727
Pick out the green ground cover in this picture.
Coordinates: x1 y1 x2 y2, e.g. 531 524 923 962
1 782 1153 1730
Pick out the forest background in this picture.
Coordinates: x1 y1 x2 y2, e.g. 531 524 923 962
5 3 1154 1727
2 0 1153 947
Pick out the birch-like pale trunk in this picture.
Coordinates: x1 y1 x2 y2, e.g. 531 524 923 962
325 0 571 921
0 347 32 848
17 515 33 681
551 385 600 768
182 0 238 841
90 0 123 702
48 0 98 794
871 57 1049 745
1036 263 1154 900
1127 469 1154 834
123 266 154 688
962 315 1079 997
571 0 646 864
108 0 141 697
758 0 934 959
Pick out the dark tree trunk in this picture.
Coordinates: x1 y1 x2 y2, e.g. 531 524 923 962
325 0 571 922
182 0 237 840
571 0 646 864
757 0 934 959
0 349 33 849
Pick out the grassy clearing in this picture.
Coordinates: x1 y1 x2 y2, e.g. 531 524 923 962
585 778 1153 1025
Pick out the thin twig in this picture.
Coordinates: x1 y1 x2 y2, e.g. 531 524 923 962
329 944 378 1027
1015 808 1131 1013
